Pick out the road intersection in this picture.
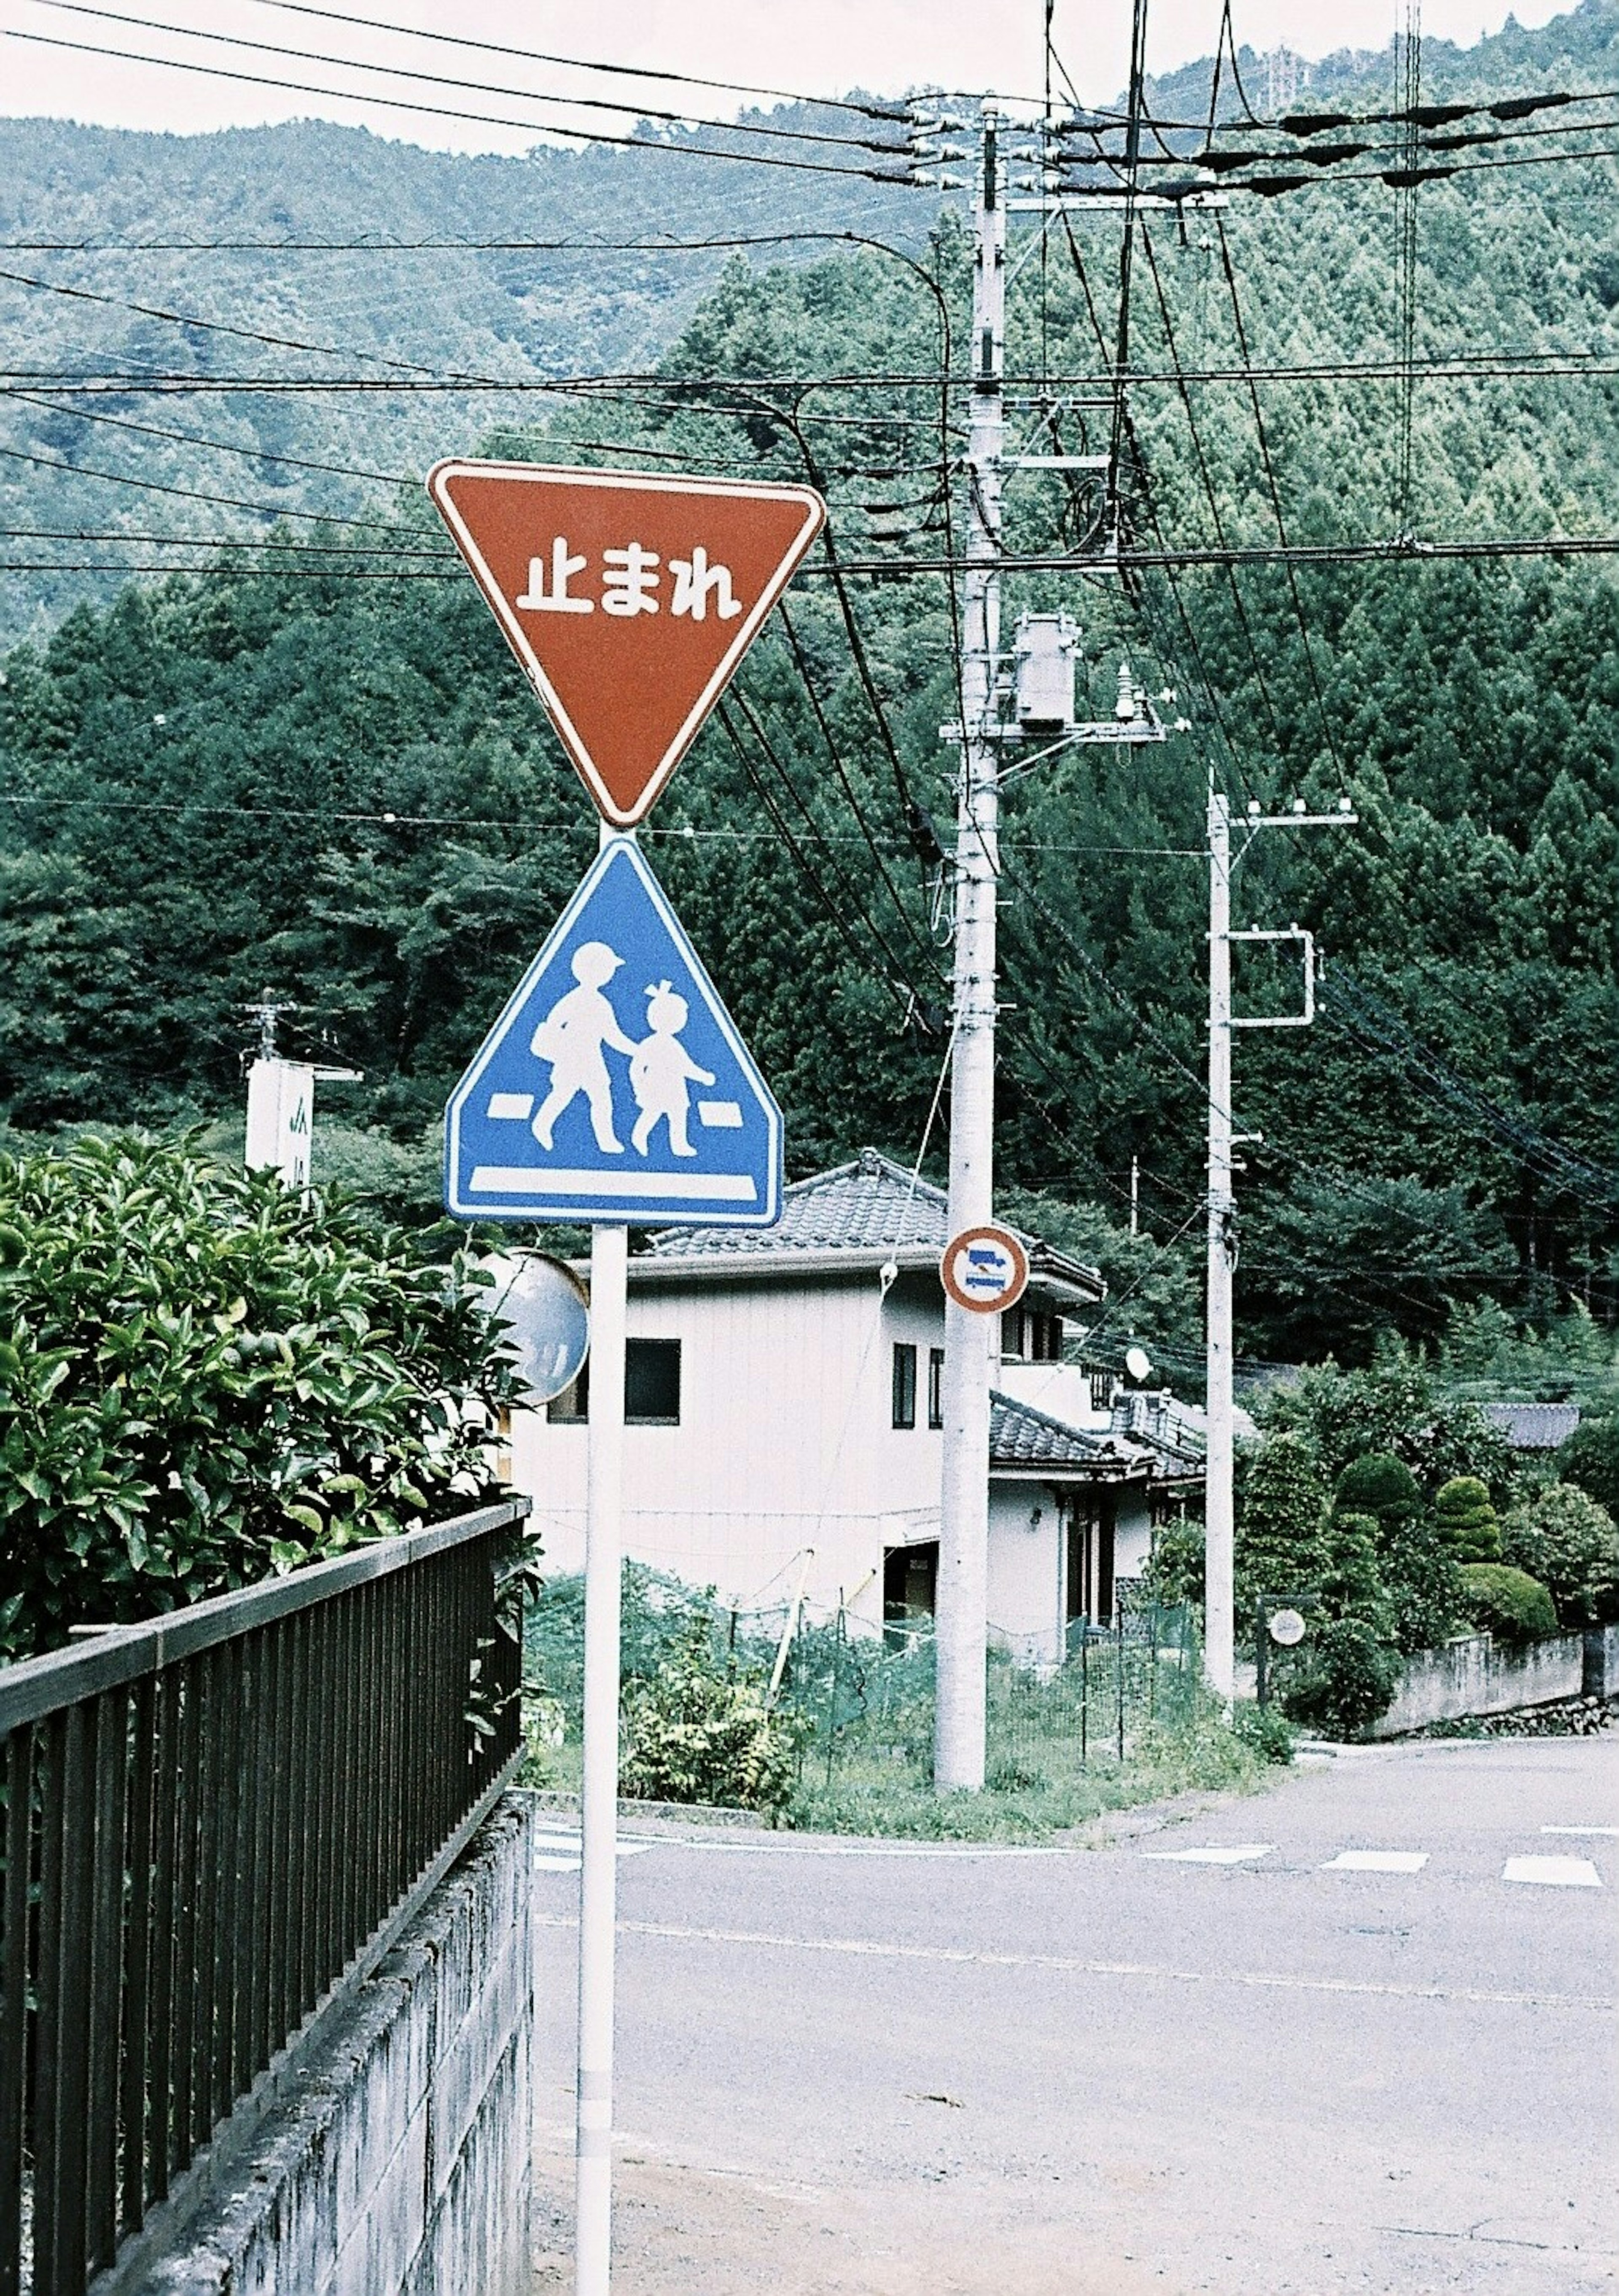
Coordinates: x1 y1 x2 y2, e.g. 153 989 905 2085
532 1736 1617 2293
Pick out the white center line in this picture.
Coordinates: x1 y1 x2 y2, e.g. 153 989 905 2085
1323 1850 1430 1873
1141 1843 1275 1865
1502 1856 1603 1889
532 1915 1614 2011
1541 1825 1619 1838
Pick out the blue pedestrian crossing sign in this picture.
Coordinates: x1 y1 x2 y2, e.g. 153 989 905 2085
445 837 783 1228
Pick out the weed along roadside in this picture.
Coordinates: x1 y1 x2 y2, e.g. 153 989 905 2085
522 1564 1289 1842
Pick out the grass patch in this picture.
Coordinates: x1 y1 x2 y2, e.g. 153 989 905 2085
782 1713 1278 1842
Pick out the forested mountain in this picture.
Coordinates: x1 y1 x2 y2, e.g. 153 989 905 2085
3 5 1619 1375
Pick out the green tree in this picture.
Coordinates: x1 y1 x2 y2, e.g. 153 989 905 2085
1556 1414 1619 1519
1260 1350 1511 1493
1500 1482 1619 1626
1433 1476 1502 1562
1334 1452 1460 1652
1235 1432 1329 1618
0 1132 518 1659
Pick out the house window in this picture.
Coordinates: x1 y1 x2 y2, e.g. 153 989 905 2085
927 1346 945 1429
892 1342 917 1429
545 1339 681 1426
1089 1365 1115 1412
1003 1307 1064 1362
626 1338 681 1424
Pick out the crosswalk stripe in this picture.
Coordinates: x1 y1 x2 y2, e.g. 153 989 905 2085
1322 1850 1429 1872
1502 1855 1603 1888
1140 1843 1274 1864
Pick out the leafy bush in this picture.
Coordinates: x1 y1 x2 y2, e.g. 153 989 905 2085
1231 1699 1296 1764
1458 1563 1558 1644
1556 1414 1619 1518
0 1133 516 1658
1278 1620 1401 1740
1334 1451 1460 1652
619 1623 801 1811
1140 1517 1205 1614
1433 1476 1502 1563
1501 1483 1619 1627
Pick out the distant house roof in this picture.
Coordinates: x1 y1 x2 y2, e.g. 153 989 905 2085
630 1147 1105 1307
990 1391 1158 1482
1481 1401 1580 1451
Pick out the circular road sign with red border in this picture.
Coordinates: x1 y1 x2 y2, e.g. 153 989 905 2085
941 1224 1030 1315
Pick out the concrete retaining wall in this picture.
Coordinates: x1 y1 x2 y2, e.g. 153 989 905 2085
1370 1623 1619 1738
145 1791 538 2296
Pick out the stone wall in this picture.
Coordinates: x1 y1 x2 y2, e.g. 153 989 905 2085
146 1791 538 2296
1369 1623 1619 1739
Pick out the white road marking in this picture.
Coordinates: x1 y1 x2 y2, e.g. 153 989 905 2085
533 1914 1614 2012
1141 1843 1274 1865
1541 1825 1619 1838
656 1838 1066 1858
1502 1856 1603 1889
1322 1850 1430 1873
532 1830 656 1874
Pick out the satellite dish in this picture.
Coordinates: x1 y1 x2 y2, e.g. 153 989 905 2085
481 1252 591 1405
1124 1344 1153 1383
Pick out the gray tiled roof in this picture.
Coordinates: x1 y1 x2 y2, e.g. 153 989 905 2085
1482 1401 1581 1450
645 1149 1004 1260
990 1390 1135 1472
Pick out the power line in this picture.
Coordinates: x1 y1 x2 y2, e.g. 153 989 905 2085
239 0 908 122
0 23 918 186
30 0 909 156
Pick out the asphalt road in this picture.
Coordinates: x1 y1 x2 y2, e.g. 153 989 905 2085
530 1738 1618 2295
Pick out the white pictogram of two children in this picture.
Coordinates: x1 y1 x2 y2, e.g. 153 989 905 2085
527 943 715 1158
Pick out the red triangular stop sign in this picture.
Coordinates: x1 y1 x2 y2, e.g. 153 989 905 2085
428 461 825 827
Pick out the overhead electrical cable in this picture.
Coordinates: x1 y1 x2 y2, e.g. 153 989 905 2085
0 24 918 184
240 0 908 121
27 0 909 156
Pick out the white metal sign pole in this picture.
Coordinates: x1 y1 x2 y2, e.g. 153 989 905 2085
576 825 627 2296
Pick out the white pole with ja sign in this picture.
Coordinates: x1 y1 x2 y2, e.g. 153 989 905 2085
431 460 822 2296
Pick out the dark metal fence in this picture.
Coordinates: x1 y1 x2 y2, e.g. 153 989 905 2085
0 1496 528 2296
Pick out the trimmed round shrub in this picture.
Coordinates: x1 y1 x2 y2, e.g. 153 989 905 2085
1458 1563 1558 1644
1434 1476 1502 1564
1334 1451 1460 1653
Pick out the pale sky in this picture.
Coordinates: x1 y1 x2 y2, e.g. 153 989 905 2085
0 0 1580 155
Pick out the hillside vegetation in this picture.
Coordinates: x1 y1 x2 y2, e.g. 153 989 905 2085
2 6 1618 1374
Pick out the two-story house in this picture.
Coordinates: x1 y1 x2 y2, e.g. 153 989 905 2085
511 1149 1201 1658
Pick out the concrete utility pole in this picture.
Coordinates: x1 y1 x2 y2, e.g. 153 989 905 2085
1204 787 1355 1706
934 113 1006 1795
1204 787 1237 1707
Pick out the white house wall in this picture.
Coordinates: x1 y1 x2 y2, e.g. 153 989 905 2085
510 1270 949 1633
987 1485 1068 1665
